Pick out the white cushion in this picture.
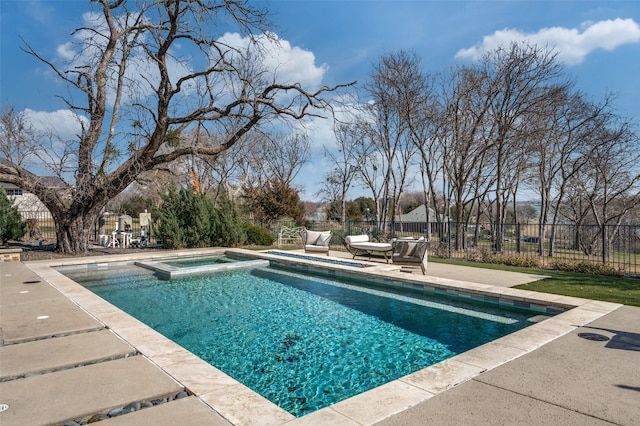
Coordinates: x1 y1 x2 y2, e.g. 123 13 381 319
305 244 329 252
350 242 392 251
346 235 370 245
305 230 321 245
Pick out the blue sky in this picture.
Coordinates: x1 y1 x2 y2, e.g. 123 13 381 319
1 1 639 200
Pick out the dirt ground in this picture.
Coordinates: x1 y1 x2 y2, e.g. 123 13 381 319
8 241 168 262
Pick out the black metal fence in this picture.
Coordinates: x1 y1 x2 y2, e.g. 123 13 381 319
16 212 640 276
269 220 640 277
18 212 151 245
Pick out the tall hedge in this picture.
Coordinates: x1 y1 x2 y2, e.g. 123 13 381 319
154 186 246 249
210 191 246 247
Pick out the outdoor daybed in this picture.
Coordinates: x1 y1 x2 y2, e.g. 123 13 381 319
345 235 393 262
301 229 332 255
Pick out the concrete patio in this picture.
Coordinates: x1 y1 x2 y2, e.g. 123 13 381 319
1 249 638 425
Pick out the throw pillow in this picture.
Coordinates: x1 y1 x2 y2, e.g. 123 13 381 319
317 232 332 247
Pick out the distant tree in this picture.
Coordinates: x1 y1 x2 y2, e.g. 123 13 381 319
353 197 376 221
0 1 351 254
318 121 361 227
112 193 153 216
481 43 565 252
246 180 305 223
399 192 427 216
326 199 366 222
359 50 421 233
515 204 537 223
241 132 311 212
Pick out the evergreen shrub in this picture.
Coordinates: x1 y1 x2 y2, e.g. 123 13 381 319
0 188 26 245
244 223 274 246
154 186 245 249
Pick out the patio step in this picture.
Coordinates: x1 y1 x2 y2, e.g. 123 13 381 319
0 355 184 426
0 329 136 382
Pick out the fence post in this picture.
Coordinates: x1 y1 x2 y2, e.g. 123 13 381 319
602 224 607 264
447 218 452 256
516 223 521 253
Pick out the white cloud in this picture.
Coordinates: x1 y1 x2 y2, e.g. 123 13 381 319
56 42 76 61
456 18 640 65
218 32 329 90
20 109 87 175
23 108 86 140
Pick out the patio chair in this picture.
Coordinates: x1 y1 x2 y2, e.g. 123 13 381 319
301 229 332 255
391 239 428 274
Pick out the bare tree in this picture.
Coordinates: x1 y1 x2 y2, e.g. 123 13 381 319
0 0 351 253
582 121 640 257
438 65 496 249
259 133 311 187
526 88 612 255
358 50 421 236
481 43 565 252
237 131 311 221
317 122 360 226
352 116 387 229
0 107 38 168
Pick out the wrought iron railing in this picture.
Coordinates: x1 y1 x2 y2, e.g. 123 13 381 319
15 212 640 276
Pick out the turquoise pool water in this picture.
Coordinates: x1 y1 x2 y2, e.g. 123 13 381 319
267 251 372 267
163 255 236 268
61 262 548 416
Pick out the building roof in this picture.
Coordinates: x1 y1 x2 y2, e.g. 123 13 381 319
395 204 436 222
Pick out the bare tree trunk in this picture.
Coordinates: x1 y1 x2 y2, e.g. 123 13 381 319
54 212 97 254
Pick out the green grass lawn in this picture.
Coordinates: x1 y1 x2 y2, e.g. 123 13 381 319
429 258 640 307
258 247 640 307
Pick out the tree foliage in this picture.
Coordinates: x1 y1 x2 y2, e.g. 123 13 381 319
153 185 245 249
210 191 246 247
243 223 275 246
245 180 305 223
0 188 26 245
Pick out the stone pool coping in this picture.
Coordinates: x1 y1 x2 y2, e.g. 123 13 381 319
24 248 622 425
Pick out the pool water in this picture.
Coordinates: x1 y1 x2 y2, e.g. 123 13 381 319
163 255 236 268
63 263 547 416
267 251 372 267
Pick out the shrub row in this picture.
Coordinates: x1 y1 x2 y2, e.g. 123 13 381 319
549 259 624 277
482 252 542 268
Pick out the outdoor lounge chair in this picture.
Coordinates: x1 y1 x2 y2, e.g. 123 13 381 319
344 234 393 263
301 229 332 255
392 239 428 274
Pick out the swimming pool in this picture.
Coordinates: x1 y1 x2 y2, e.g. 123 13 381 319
59 256 558 417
